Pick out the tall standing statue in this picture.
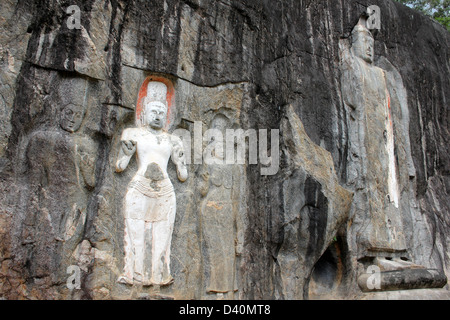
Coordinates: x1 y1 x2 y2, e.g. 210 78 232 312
341 19 406 259
341 17 447 292
115 81 188 287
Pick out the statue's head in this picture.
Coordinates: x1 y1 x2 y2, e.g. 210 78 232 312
351 23 374 64
142 101 167 130
140 81 168 130
208 114 230 160
211 114 229 134
60 103 85 133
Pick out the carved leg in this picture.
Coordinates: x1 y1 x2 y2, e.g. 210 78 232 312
119 218 145 285
150 196 176 286
150 218 173 286
131 219 146 282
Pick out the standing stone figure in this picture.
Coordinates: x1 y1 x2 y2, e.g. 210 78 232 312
198 114 244 299
340 18 447 292
21 102 96 281
341 20 407 259
115 81 187 286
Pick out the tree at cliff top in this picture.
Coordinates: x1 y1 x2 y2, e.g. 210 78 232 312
395 0 450 31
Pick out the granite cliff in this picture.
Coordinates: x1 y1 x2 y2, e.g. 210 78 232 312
0 0 449 299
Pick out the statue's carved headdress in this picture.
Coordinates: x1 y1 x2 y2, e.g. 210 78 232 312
351 17 373 43
139 81 168 127
144 81 168 110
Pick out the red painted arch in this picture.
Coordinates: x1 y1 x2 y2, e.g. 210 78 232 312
136 75 175 129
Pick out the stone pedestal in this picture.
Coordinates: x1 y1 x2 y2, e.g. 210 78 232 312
361 288 450 300
358 268 447 293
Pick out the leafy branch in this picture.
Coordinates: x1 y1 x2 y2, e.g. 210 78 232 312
394 0 450 31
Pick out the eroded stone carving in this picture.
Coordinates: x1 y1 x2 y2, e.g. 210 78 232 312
340 17 447 292
21 102 97 280
198 114 244 299
341 18 406 258
115 81 187 287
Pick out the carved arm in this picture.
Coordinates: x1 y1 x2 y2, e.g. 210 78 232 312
171 137 188 182
115 140 136 172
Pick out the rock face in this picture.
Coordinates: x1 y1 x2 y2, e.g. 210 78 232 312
0 0 449 300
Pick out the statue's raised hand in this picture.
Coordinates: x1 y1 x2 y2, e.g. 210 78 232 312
121 140 137 156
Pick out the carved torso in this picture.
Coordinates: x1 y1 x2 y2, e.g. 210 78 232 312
121 128 174 178
26 129 96 195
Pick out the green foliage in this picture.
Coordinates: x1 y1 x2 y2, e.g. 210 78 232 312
394 0 450 31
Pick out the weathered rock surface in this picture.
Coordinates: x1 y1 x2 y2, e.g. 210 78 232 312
278 105 353 299
0 0 448 300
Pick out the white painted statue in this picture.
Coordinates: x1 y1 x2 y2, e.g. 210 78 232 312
115 81 188 286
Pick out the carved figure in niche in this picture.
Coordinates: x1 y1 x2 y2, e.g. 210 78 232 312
341 18 420 268
21 102 97 280
339 15 448 293
198 114 243 299
115 81 187 287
